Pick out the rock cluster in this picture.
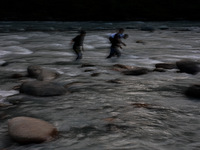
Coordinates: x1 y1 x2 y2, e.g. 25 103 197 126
2 58 200 146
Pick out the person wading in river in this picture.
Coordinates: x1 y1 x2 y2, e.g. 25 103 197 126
71 30 86 60
107 28 128 58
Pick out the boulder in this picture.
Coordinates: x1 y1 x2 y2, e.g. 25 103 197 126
155 63 177 69
176 60 200 75
122 67 150 76
112 64 134 71
27 65 59 81
8 117 58 144
37 69 60 81
27 65 42 78
20 81 66 96
185 84 200 98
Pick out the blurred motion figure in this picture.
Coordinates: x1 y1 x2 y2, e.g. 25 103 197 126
71 30 86 60
107 28 128 58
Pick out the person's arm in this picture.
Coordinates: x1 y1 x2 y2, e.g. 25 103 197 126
118 38 126 47
121 41 126 46
71 36 78 44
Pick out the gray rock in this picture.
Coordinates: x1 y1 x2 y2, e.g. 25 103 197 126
27 65 42 78
20 81 66 96
27 65 59 81
176 59 200 75
8 117 58 144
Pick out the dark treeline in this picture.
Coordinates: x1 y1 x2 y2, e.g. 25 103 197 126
0 0 200 21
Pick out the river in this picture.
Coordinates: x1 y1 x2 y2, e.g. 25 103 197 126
0 21 200 150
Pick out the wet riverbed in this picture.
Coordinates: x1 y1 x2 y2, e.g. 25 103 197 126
0 21 200 150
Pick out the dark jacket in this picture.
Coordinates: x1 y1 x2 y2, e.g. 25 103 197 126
111 33 121 48
72 35 85 47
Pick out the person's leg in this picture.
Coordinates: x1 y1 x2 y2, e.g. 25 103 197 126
76 52 82 60
107 47 115 58
74 46 82 60
115 47 121 57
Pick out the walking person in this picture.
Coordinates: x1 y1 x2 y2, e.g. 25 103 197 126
71 30 86 60
107 28 128 58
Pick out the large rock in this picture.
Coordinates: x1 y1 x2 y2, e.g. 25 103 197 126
27 65 59 81
27 65 42 78
185 84 200 98
20 81 66 96
176 60 200 75
8 117 58 144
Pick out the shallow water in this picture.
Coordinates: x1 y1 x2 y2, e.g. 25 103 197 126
0 21 200 150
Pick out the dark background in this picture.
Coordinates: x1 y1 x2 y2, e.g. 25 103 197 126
0 0 200 21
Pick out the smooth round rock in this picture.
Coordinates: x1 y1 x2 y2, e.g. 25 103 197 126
8 117 58 144
20 81 66 96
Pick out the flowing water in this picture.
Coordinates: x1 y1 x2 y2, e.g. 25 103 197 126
0 21 200 150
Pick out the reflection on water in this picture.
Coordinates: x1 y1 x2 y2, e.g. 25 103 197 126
0 21 200 150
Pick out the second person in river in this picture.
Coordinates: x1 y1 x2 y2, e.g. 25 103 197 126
71 30 86 60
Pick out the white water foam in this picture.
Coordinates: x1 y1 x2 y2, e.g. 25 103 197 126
1 46 33 55
0 51 11 57
36 51 74 56
0 41 20 46
1 35 28 40
84 44 95 50
0 90 19 97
